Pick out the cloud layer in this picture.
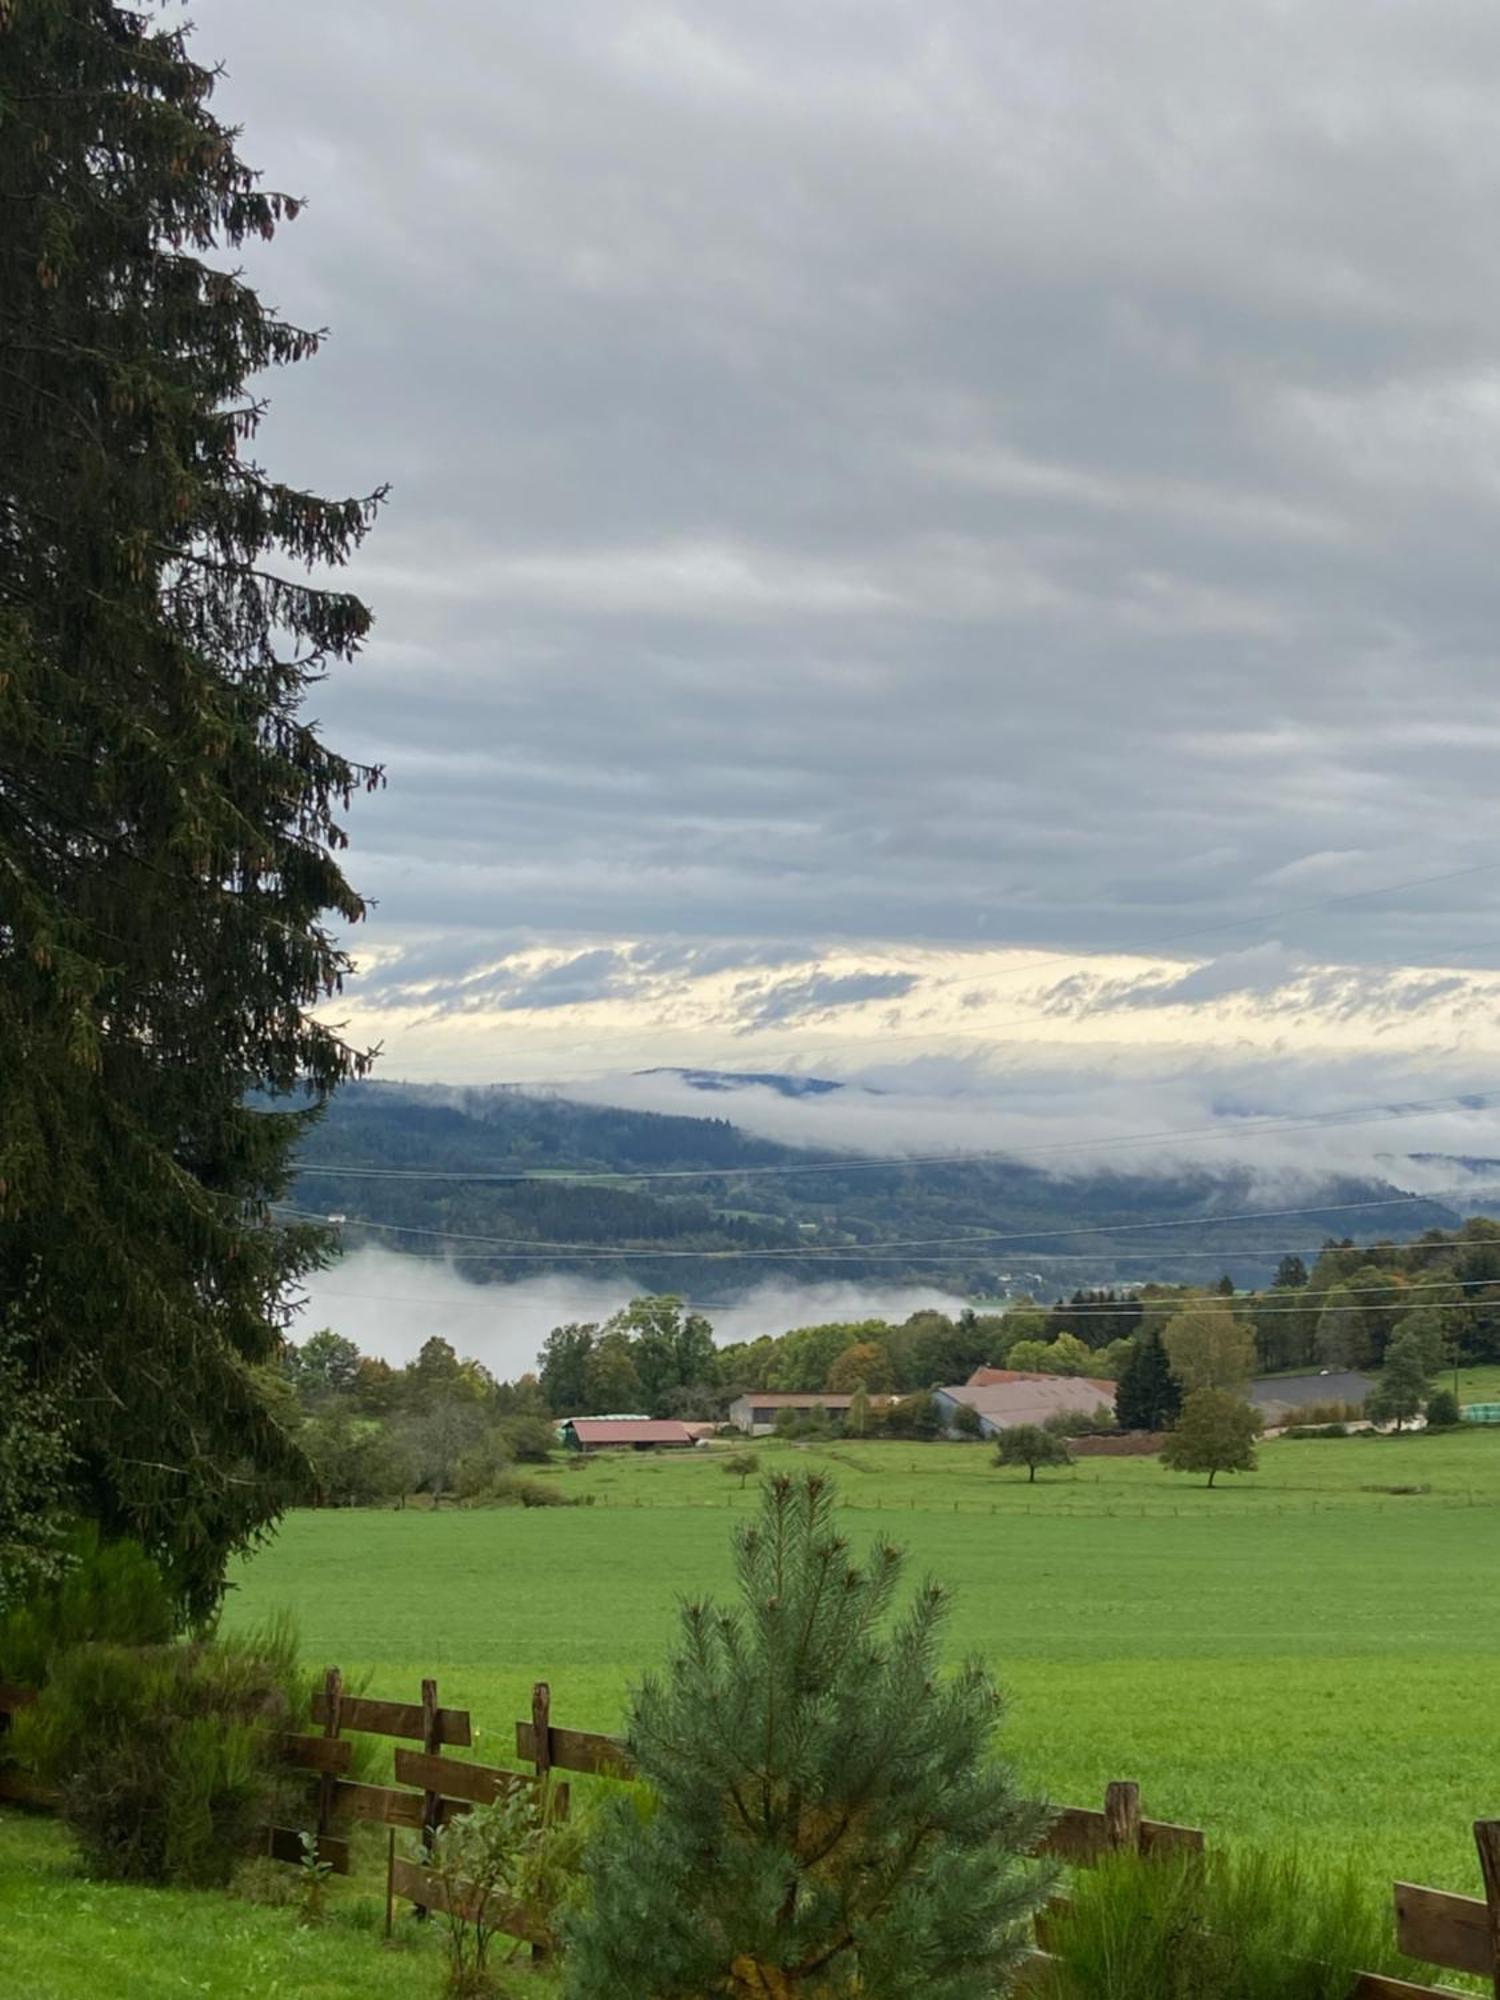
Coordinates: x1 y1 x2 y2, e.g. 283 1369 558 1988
190 0 1500 1081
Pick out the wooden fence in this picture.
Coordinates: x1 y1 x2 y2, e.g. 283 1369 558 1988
4 1670 1500 1993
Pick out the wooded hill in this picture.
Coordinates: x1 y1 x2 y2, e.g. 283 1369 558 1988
291 1081 1467 1297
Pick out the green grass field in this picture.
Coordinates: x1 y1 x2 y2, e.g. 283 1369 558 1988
217 1426 1500 1902
0 1812 458 2000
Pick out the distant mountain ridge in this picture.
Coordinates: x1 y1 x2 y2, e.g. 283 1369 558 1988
635 1067 848 1098
291 1079 1466 1299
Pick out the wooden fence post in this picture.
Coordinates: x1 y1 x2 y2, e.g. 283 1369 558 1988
1473 1820 1500 1999
316 1666 343 1849
531 1682 553 1965
412 1676 442 1921
1104 1781 1142 1854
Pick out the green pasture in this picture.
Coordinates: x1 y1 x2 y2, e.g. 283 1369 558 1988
0 1813 459 2000
223 1429 1500 1899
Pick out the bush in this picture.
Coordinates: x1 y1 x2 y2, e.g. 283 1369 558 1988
0 1529 174 1688
14 1624 303 1887
488 1474 573 1508
1281 1423 1349 1440
499 1416 558 1465
1425 1387 1461 1428
1038 1845 1413 2000
1285 1399 1366 1427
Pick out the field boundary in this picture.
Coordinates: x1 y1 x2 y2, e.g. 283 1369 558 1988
0 1673 1487 1992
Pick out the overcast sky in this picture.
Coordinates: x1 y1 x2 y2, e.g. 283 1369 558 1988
193 1 1500 1104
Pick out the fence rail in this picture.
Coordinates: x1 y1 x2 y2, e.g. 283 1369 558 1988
0 1671 1493 1993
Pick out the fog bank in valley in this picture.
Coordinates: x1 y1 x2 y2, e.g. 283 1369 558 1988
294 1246 968 1381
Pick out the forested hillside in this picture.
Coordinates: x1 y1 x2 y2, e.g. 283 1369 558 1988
291 1081 1468 1297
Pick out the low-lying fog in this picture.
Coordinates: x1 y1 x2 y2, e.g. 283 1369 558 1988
294 1245 969 1379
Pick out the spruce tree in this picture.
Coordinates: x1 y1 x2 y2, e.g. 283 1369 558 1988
565 1473 1051 1999
0 3 383 1616
1115 1329 1181 1431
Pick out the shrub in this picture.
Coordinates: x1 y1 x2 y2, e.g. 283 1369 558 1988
14 1624 303 1886
1038 1845 1412 2000
1282 1423 1349 1440
881 1388 943 1439
0 1528 174 1688
489 1474 573 1508
499 1416 558 1465
1287 1399 1366 1427
427 1781 587 1997
565 1472 1051 1998
1425 1387 1461 1429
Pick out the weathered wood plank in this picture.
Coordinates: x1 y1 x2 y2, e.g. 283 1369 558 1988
1011 1948 1062 1995
1476 1820 1500 2000
1351 1974 1471 1999
388 1855 549 1944
0 1768 58 1808
330 1778 448 1830
312 1692 471 1746
393 1749 533 1808
264 1826 350 1875
279 1733 353 1776
1140 1818 1205 1858
1395 1881 1493 1978
1032 1804 1202 1865
1034 1806 1109 1863
515 1719 636 1779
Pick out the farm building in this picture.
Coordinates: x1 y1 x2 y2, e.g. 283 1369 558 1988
935 1373 1117 1437
561 1417 699 1452
727 1391 893 1436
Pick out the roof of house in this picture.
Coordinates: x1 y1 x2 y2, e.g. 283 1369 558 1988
729 1391 860 1408
938 1377 1117 1420
968 1366 1117 1389
566 1418 697 1445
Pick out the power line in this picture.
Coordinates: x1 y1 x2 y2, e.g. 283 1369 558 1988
274 1183 1485 1260
291 1088 1500 1188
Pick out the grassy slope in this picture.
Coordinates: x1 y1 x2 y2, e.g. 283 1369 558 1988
0 1813 455 2000
223 1428 1500 1898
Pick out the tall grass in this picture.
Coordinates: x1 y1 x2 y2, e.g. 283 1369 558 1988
1037 1848 1414 2000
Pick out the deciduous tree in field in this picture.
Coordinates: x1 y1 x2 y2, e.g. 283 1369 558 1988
1160 1390 1261 1488
565 1473 1052 1998
1365 1332 1431 1432
722 1451 759 1490
994 1424 1072 1483
0 1 383 1616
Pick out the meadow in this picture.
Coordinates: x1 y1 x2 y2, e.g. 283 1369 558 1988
223 1420 1500 1900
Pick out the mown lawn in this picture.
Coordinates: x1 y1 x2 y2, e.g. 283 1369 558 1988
224 1429 1500 1898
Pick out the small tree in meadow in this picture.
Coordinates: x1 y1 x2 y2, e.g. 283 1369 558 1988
565 1473 1052 1998
1425 1386 1462 1429
723 1451 759 1491
1365 1334 1431 1432
994 1425 1072 1483
1160 1390 1261 1489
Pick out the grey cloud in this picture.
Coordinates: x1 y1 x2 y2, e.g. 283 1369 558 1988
735 970 920 1031
189 0 1500 1003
